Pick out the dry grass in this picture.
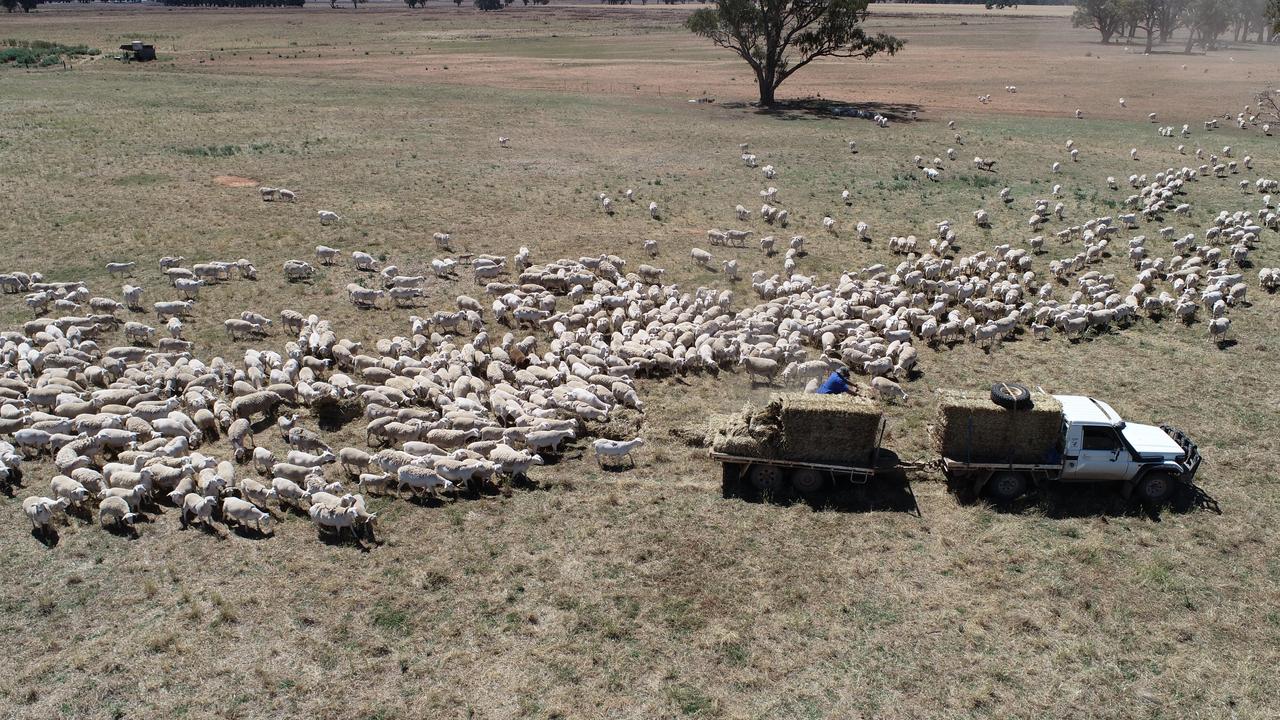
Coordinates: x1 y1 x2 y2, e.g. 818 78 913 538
1 4 1279 719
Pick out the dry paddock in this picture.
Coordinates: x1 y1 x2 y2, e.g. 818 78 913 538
1 3 1280 719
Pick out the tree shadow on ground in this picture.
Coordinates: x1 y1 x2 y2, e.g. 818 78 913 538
721 98 924 123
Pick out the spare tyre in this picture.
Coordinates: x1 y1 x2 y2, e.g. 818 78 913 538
991 382 1033 409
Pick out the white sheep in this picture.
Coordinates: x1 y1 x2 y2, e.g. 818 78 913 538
317 210 341 225
592 438 644 468
222 497 272 535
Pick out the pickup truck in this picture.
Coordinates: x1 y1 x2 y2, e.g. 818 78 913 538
943 394 1201 503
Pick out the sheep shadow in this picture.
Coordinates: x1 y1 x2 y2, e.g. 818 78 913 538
228 524 273 541
30 527 60 548
1215 339 1238 350
597 460 638 474
103 523 139 540
317 528 371 552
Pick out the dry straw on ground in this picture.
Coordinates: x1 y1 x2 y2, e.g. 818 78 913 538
933 390 1063 464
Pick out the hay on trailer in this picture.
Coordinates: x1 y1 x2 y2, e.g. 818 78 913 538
708 403 780 459
933 390 1063 464
710 394 882 465
772 393 882 465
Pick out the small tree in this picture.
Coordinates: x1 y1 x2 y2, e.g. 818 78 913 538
2 0 19 12
18 0 35 10
475 0 501 9
686 0 902 107
1072 0 1126 42
1181 0 1229 49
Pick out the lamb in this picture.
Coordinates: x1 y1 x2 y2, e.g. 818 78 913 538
98 496 140 529
649 201 660 219
643 239 659 258
225 318 264 341
870 377 908 403
50 475 90 508
100 483 147 511
23 496 70 534
823 216 836 232
592 437 643 467
396 464 453 497
691 248 713 268
222 497 273 535
237 478 277 507
315 245 341 265
317 210 341 225
105 262 136 278
286 449 335 468
272 477 312 507
923 168 940 181
433 232 453 251
498 136 509 148
309 503 361 537
121 284 144 309
739 355 780 384
1208 316 1230 342
278 188 296 202
232 391 282 421
260 186 277 201
180 493 217 528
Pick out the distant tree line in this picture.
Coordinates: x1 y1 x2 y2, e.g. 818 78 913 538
159 0 303 5
1074 0 1275 48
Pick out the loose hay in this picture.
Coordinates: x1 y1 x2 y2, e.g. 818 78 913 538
710 394 882 465
933 390 1063 464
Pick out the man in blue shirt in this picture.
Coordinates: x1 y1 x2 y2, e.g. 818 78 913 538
816 366 854 395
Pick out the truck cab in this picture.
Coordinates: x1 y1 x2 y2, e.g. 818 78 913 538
1057 395 1200 501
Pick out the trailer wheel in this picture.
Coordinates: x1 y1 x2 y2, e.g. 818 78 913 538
990 382 1033 410
791 468 827 496
748 464 786 495
987 471 1027 502
1137 471 1177 505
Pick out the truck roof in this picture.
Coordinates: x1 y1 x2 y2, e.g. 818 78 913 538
1053 395 1123 427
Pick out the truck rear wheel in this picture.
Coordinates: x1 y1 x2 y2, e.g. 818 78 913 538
1137 471 1177 504
987 471 1027 502
791 469 827 496
748 464 786 495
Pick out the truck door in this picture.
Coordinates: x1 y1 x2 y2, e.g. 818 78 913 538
1063 425 1132 481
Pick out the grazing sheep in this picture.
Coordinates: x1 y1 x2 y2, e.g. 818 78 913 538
23 496 70 534
180 493 217 528
870 377 908 403
222 497 272 535
317 210 341 225
98 496 140 529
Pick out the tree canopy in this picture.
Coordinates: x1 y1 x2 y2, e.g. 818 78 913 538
686 0 903 106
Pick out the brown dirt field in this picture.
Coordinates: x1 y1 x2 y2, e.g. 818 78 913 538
214 175 260 187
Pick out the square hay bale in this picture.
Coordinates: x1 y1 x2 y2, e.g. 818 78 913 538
772 393 882 466
708 404 779 459
933 390 1063 464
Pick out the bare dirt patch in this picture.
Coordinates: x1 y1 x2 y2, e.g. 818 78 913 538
212 174 257 187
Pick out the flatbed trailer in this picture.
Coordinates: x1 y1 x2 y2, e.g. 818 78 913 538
712 419 888 498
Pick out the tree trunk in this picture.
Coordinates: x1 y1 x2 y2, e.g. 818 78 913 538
1101 27 1114 43
1185 29 1196 52
757 73 775 106
1145 28 1155 52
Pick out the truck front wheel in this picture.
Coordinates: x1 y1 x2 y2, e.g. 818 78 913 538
987 471 1027 503
1137 471 1177 504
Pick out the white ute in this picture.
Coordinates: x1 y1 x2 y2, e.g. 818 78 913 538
947 394 1200 504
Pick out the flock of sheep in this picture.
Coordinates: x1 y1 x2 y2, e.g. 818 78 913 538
3 90 1277 544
